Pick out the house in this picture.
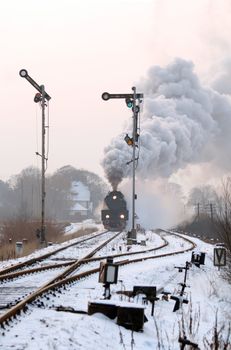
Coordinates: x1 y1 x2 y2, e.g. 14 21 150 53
69 181 93 220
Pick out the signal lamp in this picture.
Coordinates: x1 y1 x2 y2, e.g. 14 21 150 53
98 259 119 284
125 97 133 108
133 105 140 113
112 195 117 200
34 92 42 103
120 214 125 219
106 214 110 219
124 134 133 146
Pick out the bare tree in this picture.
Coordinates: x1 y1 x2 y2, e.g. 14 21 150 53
0 165 108 222
215 177 231 252
188 185 218 209
8 166 41 220
46 165 108 220
0 180 14 219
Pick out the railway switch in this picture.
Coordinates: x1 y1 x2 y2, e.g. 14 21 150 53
172 261 191 312
133 286 158 316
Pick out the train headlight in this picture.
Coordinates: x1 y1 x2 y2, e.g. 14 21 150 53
112 195 117 200
106 214 110 219
120 214 125 219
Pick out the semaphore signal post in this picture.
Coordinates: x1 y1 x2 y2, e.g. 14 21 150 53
102 87 143 243
19 69 51 247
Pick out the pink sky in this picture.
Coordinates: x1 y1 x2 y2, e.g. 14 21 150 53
0 0 230 186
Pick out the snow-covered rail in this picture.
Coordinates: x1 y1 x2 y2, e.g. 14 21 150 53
0 231 123 323
0 230 196 328
0 230 109 276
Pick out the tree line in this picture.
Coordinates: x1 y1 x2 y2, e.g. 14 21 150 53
0 165 108 222
182 181 231 252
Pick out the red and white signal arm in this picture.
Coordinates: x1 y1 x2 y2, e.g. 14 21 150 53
213 247 226 267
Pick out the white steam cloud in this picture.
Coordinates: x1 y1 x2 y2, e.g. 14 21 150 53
121 179 184 230
101 58 231 188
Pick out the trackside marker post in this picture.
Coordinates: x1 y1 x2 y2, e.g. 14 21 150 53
213 247 226 270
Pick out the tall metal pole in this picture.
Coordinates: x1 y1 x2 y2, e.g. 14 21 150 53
40 85 46 245
101 88 143 244
131 86 137 241
19 70 51 247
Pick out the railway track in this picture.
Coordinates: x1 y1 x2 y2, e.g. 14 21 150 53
0 230 110 276
0 231 167 315
0 230 196 328
0 230 117 282
0 231 122 317
0 232 167 282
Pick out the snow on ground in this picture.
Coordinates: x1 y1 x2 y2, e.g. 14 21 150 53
0 222 102 270
0 232 230 349
47 231 115 262
94 230 165 257
64 220 102 235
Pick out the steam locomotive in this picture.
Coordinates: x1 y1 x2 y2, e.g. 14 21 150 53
101 190 129 231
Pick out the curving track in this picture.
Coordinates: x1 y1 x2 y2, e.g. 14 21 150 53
0 230 111 276
0 230 196 328
0 230 122 317
0 230 113 282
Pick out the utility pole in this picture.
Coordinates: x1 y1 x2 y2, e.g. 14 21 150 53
102 88 143 243
19 69 51 247
197 203 200 219
210 203 213 221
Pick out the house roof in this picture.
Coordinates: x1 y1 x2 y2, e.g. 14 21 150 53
71 203 88 211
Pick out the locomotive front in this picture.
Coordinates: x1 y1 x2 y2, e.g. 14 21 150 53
101 190 129 231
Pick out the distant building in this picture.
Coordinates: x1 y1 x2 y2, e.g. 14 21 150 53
69 181 93 220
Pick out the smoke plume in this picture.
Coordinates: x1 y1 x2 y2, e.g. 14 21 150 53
121 178 184 229
101 58 231 187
